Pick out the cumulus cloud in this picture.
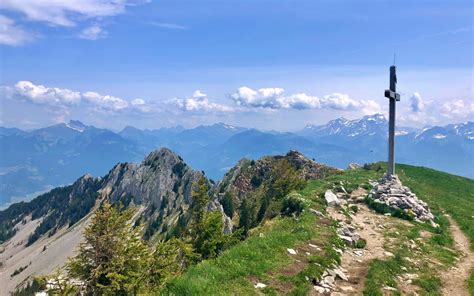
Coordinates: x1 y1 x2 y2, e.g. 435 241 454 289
82 91 128 111
230 87 375 111
440 99 474 118
7 81 81 106
172 90 233 112
321 93 361 110
231 87 320 109
78 25 108 40
131 98 145 106
0 15 35 46
410 92 425 112
2 80 147 114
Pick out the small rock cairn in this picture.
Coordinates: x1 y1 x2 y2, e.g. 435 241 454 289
369 174 436 225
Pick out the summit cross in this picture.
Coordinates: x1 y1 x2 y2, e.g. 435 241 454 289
384 65 400 176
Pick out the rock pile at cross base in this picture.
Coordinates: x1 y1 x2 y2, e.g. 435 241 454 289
369 174 435 224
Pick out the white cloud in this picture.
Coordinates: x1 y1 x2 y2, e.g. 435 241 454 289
321 93 361 110
3 81 143 114
0 0 137 27
8 81 81 106
0 15 35 46
230 87 368 111
192 90 207 100
78 25 107 40
131 98 145 106
0 0 148 44
440 99 474 118
173 91 233 112
360 100 384 115
284 93 321 109
231 87 319 109
82 91 129 111
410 92 424 112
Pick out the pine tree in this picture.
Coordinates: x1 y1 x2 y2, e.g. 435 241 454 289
238 199 252 236
147 238 196 290
221 192 234 218
190 176 209 237
256 197 269 224
67 201 150 295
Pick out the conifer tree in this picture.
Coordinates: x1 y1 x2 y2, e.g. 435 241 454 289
221 192 234 218
190 176 209 237
147 238 196 290
238 199 252 236
67 201 149 295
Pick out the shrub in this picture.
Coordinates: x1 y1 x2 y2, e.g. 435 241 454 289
349 205 359 213
281 193 306 217
354 238 367 249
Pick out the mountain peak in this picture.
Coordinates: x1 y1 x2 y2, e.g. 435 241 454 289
361 113 387 122
66 120 88 132
143 147 181 165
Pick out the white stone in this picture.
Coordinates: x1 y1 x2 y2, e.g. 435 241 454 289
325 190 340 207
383 286 397 291
314 286 326 293
287 248 297 255
255 283 267 289
334 269 348 281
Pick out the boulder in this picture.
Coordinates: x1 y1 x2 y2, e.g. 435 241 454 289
325 190 340 207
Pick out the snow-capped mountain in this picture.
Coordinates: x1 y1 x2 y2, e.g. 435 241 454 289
300 114 389 139
415 122 474 141
1 117 473 207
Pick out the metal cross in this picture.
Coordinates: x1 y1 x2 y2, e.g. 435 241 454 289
384 65 400 176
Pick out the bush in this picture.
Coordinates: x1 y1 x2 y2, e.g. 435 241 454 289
281 193 306 217
354 238 367 249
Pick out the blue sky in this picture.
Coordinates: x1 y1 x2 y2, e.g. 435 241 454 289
0 0 472 131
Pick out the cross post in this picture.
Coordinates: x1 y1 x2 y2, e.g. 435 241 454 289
384 65 400 176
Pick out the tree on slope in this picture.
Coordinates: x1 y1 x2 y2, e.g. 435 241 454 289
67 201 149 295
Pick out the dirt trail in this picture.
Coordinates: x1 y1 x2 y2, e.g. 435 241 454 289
441 216 474 296
328 204 396 295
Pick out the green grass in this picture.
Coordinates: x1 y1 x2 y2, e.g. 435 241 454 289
364 255 404 296
164 210 335 295
360 163 473 295
165 168 379 295
165 163 474 295
396 164 474 250
396 164 474 295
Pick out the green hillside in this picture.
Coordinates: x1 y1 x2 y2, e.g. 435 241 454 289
166 163 474 295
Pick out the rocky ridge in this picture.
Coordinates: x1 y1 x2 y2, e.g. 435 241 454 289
215 150 339 204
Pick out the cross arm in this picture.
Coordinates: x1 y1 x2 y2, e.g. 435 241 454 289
384 89 400 101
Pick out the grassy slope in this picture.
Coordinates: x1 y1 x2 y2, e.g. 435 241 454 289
164 169 380 295
397 164 474 296
396 164 474 250
165 164 474 295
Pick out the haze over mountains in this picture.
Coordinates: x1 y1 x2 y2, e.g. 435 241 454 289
0 114 472 208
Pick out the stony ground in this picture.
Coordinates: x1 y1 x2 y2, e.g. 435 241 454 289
327 204 402 295
318 187 473 296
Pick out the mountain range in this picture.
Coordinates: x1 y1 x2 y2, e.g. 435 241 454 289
0 114 472 208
